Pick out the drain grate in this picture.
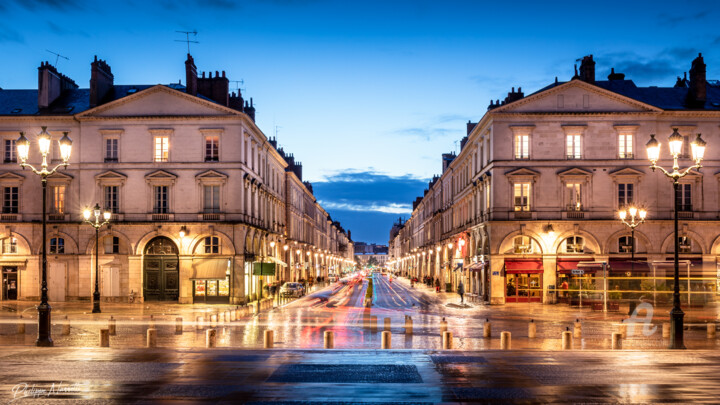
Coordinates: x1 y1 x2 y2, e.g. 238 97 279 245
267 364 423 383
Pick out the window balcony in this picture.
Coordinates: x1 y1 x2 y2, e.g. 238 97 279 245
48 213 68 221
0 213 20 221
104 157 118 163
148 213 174 221
204 156 219 162
199 212 224 221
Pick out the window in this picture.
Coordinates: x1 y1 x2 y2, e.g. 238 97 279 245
513 236 533 254
2 237 17 254
104 236 120 254
618 236 634 253
154 185 169 213
4 139 16 163
565 183 582 211
205 136 219 162
565 236 584 253
2 186 18 214
676 183 692 211
566 134 581 159
618 183 633 207
513 183 530 211
204 236 219 254
50 237 64 254
203 185 220 213
105 138 118 162
50 185 65 214
515 134 529 159
618 134 633 159
154 136 169 162
679 236 692 252
104 186 118 213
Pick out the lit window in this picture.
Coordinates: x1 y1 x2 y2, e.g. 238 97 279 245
205 236 220 254
4 139 16 163
50 237 64 254
513 183 530 211
618 134 633 159
515 134 529 159
154 185 168 213
203 185 220 213
618 183 633 207
104 236 120 254
565 236 584 253
513 236 532 254
50 185 65 214
566 134 581 159
565 183 582 211
2 186 18 214
205 136 219 162
154 136 169 162
3 237 17 254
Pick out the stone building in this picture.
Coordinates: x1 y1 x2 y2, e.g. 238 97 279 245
390 54 720 307
0 54 353 304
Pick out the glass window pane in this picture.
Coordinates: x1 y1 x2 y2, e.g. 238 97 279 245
207 280 218 296
195 280 206 296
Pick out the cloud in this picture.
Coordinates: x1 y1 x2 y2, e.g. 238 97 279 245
658 10 711 27
391 112 469 141
4 0 84 10
596 48 703 84
0 24 24 43
319 201 412 215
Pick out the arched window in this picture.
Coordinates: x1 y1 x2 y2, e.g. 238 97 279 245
513 236 533 254
2 237 17 254
618 236 634 253
204 236 220 254
565 236 584 253
145 236 178 255
50 237 64 254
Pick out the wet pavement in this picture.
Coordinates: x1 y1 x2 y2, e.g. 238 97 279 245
1 347 719 403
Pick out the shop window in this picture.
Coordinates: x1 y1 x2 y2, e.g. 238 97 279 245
565 236 584 253
50 237 64 254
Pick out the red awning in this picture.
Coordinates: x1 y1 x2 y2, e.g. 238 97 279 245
609 260 650 273
556 260 601 274
505 259 543 274
556 260 580 272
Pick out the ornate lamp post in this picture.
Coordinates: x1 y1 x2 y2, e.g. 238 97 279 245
646 128 706 349
617 206 647 267
16 127 73 347
83 203 111 314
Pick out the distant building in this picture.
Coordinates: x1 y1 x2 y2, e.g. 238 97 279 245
355 242 389 267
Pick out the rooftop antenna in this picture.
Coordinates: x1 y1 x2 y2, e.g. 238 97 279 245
45 50 69 68
175 30 199 54
454 140 459 154
274 125 282 138
230 80 245 93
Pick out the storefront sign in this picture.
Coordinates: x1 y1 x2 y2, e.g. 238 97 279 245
571 269 584 275
492 271 499 276
253 262 276 276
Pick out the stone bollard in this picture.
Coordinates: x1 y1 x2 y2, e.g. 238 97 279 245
230 309 236 322
370 316 378 333
62 316 71 335
500 331 511 350
483 319 492 339
619 321 627 339
264 330 274 349
611 332 622 350
404 315 413 335
18 315 25 334
206 329 217 348
324 330 335 349
108 316 116 336
233 307 240 320
146 328 157 348
528 319 537 338
440 317 448 333
708 323 717 339
196 316 205 331
662 322 670 338
381 331 392 349
442 331 453 349
384 317 391 332
210 314 218 326
561 330 573 350
175 317 183 334
149 315 155 329
100 329 110 347
573 319 582 338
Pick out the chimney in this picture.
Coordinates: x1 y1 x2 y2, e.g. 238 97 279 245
686 53 707 108
89 55 114 107
197 67 229 106
674 72 688 88
37 61 78 109
466 120 477 135
442 152 456 173
579 55 595 84
244 98 256 121
347 230 351 241
607 67 625 81
303 181 313 195
185 54 198 96
503 86 524 104
460 136 469 150
229 90 244 112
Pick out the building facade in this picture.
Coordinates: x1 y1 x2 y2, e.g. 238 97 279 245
0 55 353 304
390 54 720 307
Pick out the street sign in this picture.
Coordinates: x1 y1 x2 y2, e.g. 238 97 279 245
571 269 584 275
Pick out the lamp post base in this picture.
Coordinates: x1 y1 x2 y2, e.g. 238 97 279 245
669 307 686 350
92 291 101 314
36 302 53 347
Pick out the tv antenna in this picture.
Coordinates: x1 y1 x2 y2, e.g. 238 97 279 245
230 80 245 93
175 30 199 54
45 50 69 68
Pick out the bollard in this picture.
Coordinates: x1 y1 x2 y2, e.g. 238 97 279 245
528 319 537 338
611 332 622 350
206 329 217 348
440 317 448 333
18 315 25 334
561 330 573 350
146 328 157 348
370 316 378 333
210 314 218 326
483 319 492 338
62 316 71 335
708 323 717 339
149 314 155 329
233 307 240 320
662 322 670 338
500 331 511 350
381 331 392 349
108 316 116 336
324 330 335 349
619 321 627 339
196 316 205 331
264 330 274 349
230 309 236 322
442 331 453 349
404 315 413 335
175 317 183 334
384 317 391 332
573 319 582 338
100 329 110 347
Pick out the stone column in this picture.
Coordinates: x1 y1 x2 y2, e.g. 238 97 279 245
231 256 245 305
542 255 557 304
178 255 193 304
490 255 505 305
128 255 143 303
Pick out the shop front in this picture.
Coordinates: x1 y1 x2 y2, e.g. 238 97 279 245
2 267 18 300
192 258 231 304
504 259 543 303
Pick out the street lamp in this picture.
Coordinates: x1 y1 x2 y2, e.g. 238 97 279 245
16 127 72 347
618 206 647 269
83 203 112 314
646 128 706 349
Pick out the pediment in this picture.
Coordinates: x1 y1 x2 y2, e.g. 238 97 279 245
493 80 662 114
145 169 177 180
609 167 645 178
77 85 242 118
557 167 593 177
0 171 24 181
196 169 228 180
505 167 541 177
95 170 127 181
47 171 74 180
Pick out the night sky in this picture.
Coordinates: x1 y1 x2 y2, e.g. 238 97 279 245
1 0 718 243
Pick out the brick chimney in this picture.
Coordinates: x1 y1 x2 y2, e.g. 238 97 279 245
503 87 524 104
185 54 198 96
89 55 114 107
197 70 229 106
466 120 477 135
579 55 595 84
244 98 256 121
229 90 244 112
686 53 706 108
37 61 78 109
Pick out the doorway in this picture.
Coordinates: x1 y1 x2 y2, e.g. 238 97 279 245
505 273 542 303
143 237 179 301
2 267 17 300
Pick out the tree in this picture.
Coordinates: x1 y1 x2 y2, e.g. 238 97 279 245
367 256 379 267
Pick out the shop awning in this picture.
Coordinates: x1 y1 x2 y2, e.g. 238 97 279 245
505 259 543 274
557 260 601 274
609 260 650 273
264 256 288 267
191 258 230 279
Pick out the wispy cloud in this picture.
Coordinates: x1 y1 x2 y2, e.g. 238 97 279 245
0 24 24 43
596 48 704 84
658 10 711 27
390 112 469 141
319 201 412 215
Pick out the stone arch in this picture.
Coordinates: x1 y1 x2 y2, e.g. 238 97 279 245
709 234 720 255
660 229 707 254
135 230 182 256
552 229 602 255
496 229 545 255
83 229 134 255
189 230 236 255
603 229 652 254
2 231 32 255
37 231 79 254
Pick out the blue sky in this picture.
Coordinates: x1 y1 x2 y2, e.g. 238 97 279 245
1 0 719 243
